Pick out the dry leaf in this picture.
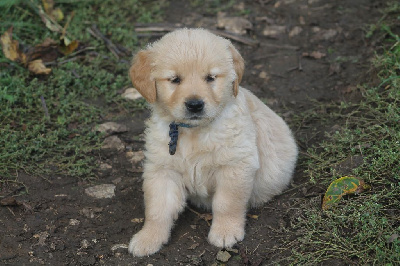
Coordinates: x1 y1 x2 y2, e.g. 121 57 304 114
200 213 213 222
188 243 200 250
27 38 59 62
262 25 286 38
131 218 144 223
247 214 259 220
28 59 51 75
217 13 252 35
0 27 27 64
42 0 64 22
42 0 54 14
302 51 326 59
0 196 21 206
58 39 78 55
38 5 63 32
289 26 303 37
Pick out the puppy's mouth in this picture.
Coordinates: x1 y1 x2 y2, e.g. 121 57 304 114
188 115 203 120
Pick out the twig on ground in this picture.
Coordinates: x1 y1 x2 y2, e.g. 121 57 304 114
88 24 129 58
261 43 300 50
210 29 259 46
136 33 165 38
40 96 50 119
44 52 99 66
134 24 179 33
61 11 75 41
251 52 297 60
188 207 212 226
287 55 303 72
7 207 15 216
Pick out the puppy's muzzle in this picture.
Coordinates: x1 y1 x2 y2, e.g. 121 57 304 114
185 99 204 114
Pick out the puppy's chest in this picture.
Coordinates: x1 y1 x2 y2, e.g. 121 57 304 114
176 133 217 196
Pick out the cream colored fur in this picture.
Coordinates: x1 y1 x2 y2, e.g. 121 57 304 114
128 28 298 256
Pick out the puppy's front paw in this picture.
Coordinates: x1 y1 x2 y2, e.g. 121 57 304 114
208 221 245 248
128 228 168 257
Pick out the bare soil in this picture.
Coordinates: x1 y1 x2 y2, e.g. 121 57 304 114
0 0 387 265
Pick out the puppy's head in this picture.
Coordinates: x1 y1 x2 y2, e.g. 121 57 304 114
129 28 244 126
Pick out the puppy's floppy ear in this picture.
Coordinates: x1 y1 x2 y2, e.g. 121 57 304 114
228 44 244 97
129 50 156 103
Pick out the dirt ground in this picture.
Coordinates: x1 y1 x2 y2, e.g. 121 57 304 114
0 0 387 265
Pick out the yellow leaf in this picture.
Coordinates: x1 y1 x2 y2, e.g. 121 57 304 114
42 0 54 14
59 39 78 55
247 214 259 220
130 218 144 223
61 36 71 46
52 8 64 22
28 59 51 75
0 27 27 64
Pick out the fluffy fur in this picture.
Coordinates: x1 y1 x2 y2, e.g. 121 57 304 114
128 28 298 256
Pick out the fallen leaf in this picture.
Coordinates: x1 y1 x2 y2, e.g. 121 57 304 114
217 13 252 35
131 218 144 223
0 196 21 206
200 213 213 221
247 214 259 220
302 51 326 59
27 38 59 63
51 8 64 21
289 26 303 37
28 59 51 75
42 0 54 14
38 5 63 32
58 39 78 55
188 243 200 250
42 0 64 22
217 250 231 262
262 25 286 38
322 176 370 210
0 27 27 64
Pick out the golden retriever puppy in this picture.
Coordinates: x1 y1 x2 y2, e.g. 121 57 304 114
128 28 298 256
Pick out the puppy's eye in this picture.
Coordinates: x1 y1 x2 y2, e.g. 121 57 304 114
206 74 216 82
170 76 181 84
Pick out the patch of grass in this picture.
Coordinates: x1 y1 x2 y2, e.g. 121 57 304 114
0 0 163 180
286 4 400 265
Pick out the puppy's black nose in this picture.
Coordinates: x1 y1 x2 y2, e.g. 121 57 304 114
185 99 204 113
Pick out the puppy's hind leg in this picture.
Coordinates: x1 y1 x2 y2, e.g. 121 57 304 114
128 170 186 256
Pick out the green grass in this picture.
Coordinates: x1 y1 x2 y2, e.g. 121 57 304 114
0 0 162 180
285 5 400 265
